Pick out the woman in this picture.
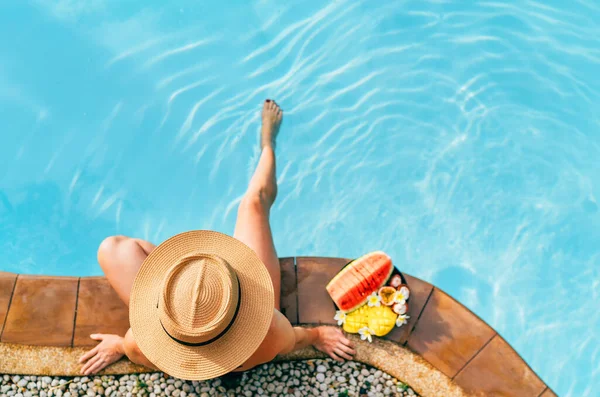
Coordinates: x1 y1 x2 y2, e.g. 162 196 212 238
79 99 355 378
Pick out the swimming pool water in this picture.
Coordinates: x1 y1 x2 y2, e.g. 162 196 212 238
1 0 599 394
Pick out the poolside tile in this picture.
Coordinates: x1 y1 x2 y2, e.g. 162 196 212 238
384 273 433 345
539 388 558 397
406 288 496 378
2 275 79 346
454 335 546 396
73 277 130 347
279 257 298 324
297 257 349 324
0 272 18 337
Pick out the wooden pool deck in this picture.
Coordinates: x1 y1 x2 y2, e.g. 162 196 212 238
0 257 556 397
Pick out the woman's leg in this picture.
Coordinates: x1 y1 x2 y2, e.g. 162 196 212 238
97 235 156 307
79 236 156 375
234 99 283 309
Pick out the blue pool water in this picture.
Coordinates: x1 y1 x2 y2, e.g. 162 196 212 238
1 0 599 394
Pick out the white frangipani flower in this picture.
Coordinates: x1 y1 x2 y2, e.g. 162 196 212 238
367 291 381 307
398 286 410 300
334 310 346 326
358 326 374 343
393 288 408 305
396 314 410 327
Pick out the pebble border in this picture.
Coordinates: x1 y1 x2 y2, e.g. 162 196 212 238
0 333 466 397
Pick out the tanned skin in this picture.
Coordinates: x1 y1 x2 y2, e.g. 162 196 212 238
79 99 355 376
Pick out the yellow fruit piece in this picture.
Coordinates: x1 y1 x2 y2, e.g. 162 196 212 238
342 304 398 337
342 305 369 334
367 306 398 336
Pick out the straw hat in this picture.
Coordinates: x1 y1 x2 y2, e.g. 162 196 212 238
129 230 274 380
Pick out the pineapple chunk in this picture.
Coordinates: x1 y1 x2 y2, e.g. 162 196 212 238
342 305 369 333
342 304 398 337
367 306 397 336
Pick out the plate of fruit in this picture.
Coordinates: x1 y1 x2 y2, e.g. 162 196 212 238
326 251 410 342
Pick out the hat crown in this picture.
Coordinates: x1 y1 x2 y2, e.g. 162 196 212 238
159 253 239 344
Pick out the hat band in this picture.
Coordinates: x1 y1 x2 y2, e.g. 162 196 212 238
159 281 242 347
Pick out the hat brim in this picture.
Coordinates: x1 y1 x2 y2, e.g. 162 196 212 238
129 230 274 380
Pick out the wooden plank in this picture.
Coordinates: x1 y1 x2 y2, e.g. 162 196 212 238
454 335 546 397
296 257 348 324
73 277 130 347
0 272 18 337
2 275 79 346
538 388 558 397
407 288 496 378
279 257 298 324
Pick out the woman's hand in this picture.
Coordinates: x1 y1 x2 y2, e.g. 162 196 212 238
78 334 125 375
313 326 356 362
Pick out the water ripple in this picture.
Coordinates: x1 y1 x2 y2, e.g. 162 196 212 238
143 37 217 68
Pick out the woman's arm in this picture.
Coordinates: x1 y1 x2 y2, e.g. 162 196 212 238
122 328 158 369
276 313 356 362
78 328 157 375
289 327 320 351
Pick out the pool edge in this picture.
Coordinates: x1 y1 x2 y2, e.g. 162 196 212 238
0 258 556 396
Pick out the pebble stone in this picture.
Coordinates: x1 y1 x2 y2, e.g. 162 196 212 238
0 359 419 396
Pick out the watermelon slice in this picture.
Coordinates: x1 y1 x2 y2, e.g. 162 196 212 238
326 251 394 313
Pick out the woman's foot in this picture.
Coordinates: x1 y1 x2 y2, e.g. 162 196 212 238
261 99 283 149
